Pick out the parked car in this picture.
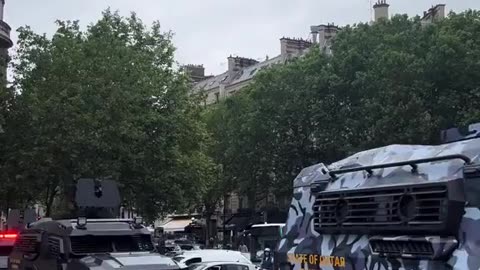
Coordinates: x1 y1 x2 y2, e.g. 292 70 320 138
188 261 256 270
173 250 252 266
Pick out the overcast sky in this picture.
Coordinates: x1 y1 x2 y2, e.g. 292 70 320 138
5 0 480 75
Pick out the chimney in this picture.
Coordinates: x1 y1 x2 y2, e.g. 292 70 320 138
310 26 319 44
0 0 4 21
433 4 446 20
227 56 258 72
373 0 389 22
280 37 313 57
309 24 340 50
182 64 207 83
421 4 446 25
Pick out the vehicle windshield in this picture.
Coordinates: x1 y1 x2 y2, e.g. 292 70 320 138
69 234 154 255
188 263 205 270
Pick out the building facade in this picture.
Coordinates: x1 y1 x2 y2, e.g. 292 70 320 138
180 0 447 247
0 0 11 82
190 27 340 106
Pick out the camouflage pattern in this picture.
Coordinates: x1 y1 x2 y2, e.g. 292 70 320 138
278 134 480 270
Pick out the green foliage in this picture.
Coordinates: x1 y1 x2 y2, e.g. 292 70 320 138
1 9 215 222
206 10 480 206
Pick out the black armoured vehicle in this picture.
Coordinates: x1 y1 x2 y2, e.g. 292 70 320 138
8 178 185 270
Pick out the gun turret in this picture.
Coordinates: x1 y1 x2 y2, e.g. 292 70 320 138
75 178 121 219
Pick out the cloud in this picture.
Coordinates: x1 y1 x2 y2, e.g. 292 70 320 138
4 0 479 75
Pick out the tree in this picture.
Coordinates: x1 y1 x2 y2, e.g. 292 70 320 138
205 10 480 210
4 9 214 222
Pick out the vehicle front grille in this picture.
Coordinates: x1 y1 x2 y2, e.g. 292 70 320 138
370 239 433 256
313 180 464 234
48 237 61 258
70 236 113 255
14 235 39 253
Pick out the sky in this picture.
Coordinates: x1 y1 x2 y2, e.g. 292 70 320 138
4 0 480 76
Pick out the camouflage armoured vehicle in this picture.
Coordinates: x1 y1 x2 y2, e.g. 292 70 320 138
276 123 480 270
8 178 185 270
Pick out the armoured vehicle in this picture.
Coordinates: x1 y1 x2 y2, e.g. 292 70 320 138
276 123 480 270
8 178 185 270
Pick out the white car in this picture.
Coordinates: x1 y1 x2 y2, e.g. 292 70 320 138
188 261 256 270
173 250 252 266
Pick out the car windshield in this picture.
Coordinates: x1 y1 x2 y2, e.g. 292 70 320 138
188 264 205 270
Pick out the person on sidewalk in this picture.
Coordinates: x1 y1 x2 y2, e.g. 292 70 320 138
238 242 249 253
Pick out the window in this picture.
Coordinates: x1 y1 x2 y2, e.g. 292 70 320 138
184 258 202 265
206 266 222 270
188 264 205 270
69 234 153 255
225 264 249 270
215 92 220 103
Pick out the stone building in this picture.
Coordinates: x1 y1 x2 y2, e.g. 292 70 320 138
0 0 12 82
0 0 12 134
184 0 448 246
421 4 446 26
191 26 340 105
373 0 390 22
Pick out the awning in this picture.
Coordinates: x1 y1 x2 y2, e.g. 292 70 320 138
160 219 192 233
223 216 251 231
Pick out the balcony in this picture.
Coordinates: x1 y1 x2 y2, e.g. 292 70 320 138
0 20 12 48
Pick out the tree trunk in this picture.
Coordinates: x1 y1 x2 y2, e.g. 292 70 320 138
205 213 211 248
44 183 57 217
53 170 75 219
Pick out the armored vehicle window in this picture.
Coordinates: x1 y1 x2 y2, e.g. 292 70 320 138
70 234 153 255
